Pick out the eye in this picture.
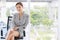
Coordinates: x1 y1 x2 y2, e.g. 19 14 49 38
19 6 21 8
16 7 18 8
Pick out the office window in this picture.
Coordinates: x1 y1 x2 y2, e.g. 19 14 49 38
31 0 57 2
0 2 29 40
6 0 27 2
30 2 58 40
0 0 58 40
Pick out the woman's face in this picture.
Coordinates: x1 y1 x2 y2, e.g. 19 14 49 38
16 4 23 13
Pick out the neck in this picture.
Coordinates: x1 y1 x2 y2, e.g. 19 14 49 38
19 12 23 17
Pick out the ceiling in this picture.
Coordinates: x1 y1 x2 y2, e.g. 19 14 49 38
31 0 57 2
0 0 57 2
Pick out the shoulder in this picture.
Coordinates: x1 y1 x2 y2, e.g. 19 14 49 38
23 13 29 18
12 13 18 19
14 13 18 16
13 13 18 17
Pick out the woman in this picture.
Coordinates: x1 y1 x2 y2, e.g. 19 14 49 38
6 2 29 40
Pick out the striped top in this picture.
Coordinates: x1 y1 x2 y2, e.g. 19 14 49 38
12 12 29 37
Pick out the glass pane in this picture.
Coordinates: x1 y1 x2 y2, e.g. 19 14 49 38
31 0 56 2
30 2 58 40
6 0 27 2
0 2 29 39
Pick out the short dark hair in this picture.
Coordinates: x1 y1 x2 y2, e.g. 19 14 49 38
16 2 23 7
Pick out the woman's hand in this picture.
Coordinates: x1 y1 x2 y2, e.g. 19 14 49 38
13 27 19 31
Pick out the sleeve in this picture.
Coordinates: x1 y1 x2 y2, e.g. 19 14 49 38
23 14 29 29
11 14 16 28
